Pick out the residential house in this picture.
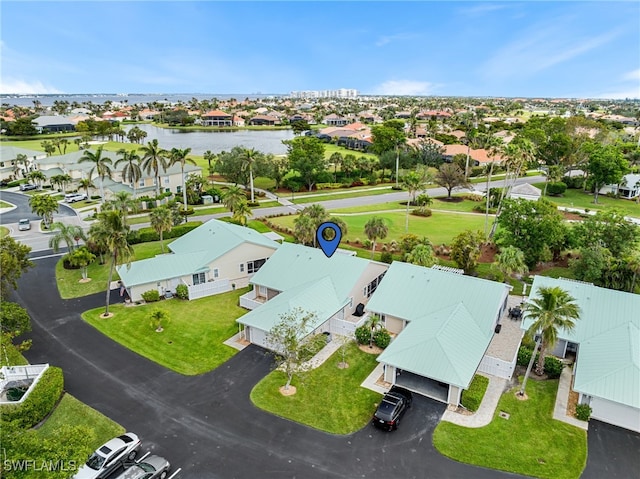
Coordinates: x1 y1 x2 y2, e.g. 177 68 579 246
0 146 47 181
367 262 512 405
201 110 233 127
33 115 75 133
323 113 350 127
600 173 640 200
237 242 389 349
522 276 640 433
118 219 280 302
248 115 280 126
510 183 542 201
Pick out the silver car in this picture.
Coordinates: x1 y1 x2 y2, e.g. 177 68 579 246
18 219 31 231
113 455 170 479
74 433 141 479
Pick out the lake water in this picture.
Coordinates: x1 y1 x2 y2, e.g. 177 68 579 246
123 124 294 155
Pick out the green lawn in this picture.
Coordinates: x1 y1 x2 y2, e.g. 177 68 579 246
82 287 250 375
291 186 399 204
251 342 382 434
270 210 487 246
330 196 483 214
534 183 640 218
0 200 12 208
38 393 124 447
0 226 9 238
56 240 171 299
323 143 378 161
433 379 587 479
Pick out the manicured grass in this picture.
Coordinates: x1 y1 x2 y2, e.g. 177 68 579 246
270 210 487 245
533 183 640 218
56 240 172 299
330 196 483 214
251 342 382 434
323 143 378 161
433 379 587 479
67 199 99 209
0 200 12 208
461 374 489 412
38 393 124 447
82 287 250 375
0 337 28 366
253 176 276 190
0 226 9 238
291 186 399 204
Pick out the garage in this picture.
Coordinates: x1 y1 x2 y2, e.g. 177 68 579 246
590 397 640 433
395 370 449 403
247 327 269 349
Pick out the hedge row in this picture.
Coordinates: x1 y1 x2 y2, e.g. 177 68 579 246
0 366 64 429
127 221 202 244
461 374 490 412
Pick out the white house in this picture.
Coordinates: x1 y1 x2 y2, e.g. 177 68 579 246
600 173 640 200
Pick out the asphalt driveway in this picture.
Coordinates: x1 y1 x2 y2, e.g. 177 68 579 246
0 190 76 224
13 255 640 478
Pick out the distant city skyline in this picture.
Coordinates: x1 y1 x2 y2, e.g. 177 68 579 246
1 2 639 99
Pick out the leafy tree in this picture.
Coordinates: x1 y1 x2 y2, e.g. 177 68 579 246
89 211 133 317
150 205 173 253
222 185 247 213
519 286 580 397
266 155 290 189
169 147 196 209
290 119 311 135
583 142 629 203
573 209 639 257
492 246 528 281
406 243 438 268
140 139 169 197
412 138 445 167
435 163 468 199
48 221 86 253
571 246 612 284
115 149 142 199
283 136 327 191
267 308 317 391
450 230 484 274
0 236 33 300
0 301 31 336
371 123 406 186
627 251 640 293
79 147 113 203
28 193 59 228
67 246 96 280
364 216 388 258
293 214 315 246
6 117 38 135
496 198 568 268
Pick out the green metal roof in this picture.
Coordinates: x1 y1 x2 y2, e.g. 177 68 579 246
523 276 640 409
117 250 210 286
248 242 370 298
368 261 511 388
237 276 348 336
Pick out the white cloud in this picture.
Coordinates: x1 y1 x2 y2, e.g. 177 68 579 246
622 68 640 81
371 80 436 96
0 78 63 94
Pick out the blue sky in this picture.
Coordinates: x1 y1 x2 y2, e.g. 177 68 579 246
1 1 638 98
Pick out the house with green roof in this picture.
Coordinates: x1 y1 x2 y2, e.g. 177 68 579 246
237 242 388 349
33 148 200 199
0 145 46 182
367 262 512 405
523 276 640 433
117 219 280 302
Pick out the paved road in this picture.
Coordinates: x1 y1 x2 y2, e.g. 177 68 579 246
16 255 523 479
0 190 77 223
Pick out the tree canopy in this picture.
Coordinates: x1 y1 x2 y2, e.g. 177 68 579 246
283 136 327 191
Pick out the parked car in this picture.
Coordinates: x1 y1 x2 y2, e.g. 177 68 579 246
19 183 37 191
65 193 88 203
73 433 141 479
18 219 31 231
113 455 170 479
372 386 412 431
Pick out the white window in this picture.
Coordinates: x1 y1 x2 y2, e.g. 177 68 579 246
247 258 267 274
213 269 219 278
163 176 170 184
239 264 245 273
192 272 206 285
364 272 386 298
139 179 145 187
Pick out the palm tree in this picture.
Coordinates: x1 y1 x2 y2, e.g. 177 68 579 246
293 214 316 246
329 152 343 182
238 147 260 203
232 200 253 226
140 139 169 198
67 247 96 281
519 286 580 397
78 178 95 197
14 154 29 177
222 185 247 213
48 222 86 253
364 216 388 259
103 191 138 226
401 169 431 233
203 150 216 173
89 211 133 317
79 148 113 203
406 243 438 267
149 205 173 253
168 147 195 211
26 170 46 188
28 194 59 228
493 246 528 282
115 149 142 199
365 314 382 348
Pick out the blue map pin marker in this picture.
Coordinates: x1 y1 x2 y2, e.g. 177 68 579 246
316 221 342 258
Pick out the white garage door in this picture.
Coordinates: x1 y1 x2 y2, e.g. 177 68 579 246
248 327 269 349
590 397 640 433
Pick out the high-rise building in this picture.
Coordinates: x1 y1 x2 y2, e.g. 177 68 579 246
289 89 358 99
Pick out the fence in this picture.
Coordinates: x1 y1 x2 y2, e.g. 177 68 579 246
0 364 50 405
187 279 231 300
477 355 515 380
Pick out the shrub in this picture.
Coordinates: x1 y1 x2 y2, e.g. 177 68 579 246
380 251 394 264
299 334 329 362
575 403 592 421
127 221 202 244
351 180 365 187
141 290 160 302
180 208 195 217
547 182 567 196
0 366 64 429
391 185 403 190
175 284 189 300
354 325 371 345
517 346 536 367
470 166 485 177
544 356 564 379
412 207 432 217
247 201 260 207
461 374 489 412
373 329 391 349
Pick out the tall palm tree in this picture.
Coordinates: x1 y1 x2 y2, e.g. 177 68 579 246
232 200 253 227
14 154 29 177
238 147 260 203
329 152 343 182
168 147 195 210
364 216 388 259
519 286 580 396
26 170 46 188
149 205 173 253
293 214 316 246
103 191 138 226
115 149 142 199
203 150 216 173
28 194 59 228
78 178 95 197
401 169 431 233
222 185 247 213
89 211 133 317
140 139 169 198
79 148 113 203
48 222 86 253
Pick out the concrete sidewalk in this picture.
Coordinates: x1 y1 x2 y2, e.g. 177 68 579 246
441 374 508 428
553 365 589 430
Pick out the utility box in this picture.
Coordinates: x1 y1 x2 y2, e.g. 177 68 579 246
202 195 213 205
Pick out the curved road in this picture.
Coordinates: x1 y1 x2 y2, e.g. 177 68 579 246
0 190 77 223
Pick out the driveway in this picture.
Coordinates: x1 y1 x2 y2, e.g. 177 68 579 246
0 190 77 224
16 254 522 478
